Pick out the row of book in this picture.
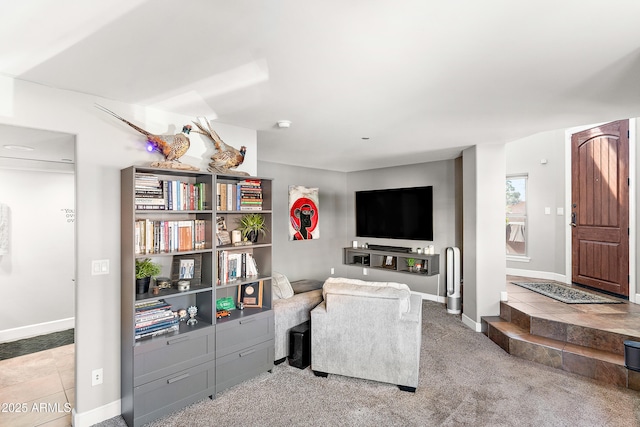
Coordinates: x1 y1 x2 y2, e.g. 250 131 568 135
218 251 259 285
134 300 179 340
135 172 208 211
217 179 263 211
135 219 207 254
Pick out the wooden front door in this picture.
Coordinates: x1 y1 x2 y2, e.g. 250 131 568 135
571 120 629 296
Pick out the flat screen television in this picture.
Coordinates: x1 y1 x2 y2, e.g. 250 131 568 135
355 186 433 241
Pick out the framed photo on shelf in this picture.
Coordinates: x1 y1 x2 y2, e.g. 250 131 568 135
171 253 202 285
382 255 396 270
237 280 263 308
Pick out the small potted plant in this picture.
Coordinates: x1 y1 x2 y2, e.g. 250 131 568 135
406 258 416 273
135 258 161 294
237 213 268 243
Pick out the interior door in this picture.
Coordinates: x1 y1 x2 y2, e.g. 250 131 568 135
571 120 629 296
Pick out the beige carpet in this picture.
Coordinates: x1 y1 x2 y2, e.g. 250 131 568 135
97 301 640 426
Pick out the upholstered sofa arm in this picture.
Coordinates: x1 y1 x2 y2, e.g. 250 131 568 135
322 278 413 314
402 293 422 324
273 289 323 361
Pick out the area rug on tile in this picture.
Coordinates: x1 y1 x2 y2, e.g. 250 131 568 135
512 282 623 304
0 329 74 360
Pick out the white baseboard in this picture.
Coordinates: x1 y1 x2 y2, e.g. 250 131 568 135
461 313 482 332
0 317 74 343
72 399 121 427
413 291 446 303
506 268 567 284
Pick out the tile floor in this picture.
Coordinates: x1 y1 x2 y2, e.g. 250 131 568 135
0 344 74 427
506 276 640 340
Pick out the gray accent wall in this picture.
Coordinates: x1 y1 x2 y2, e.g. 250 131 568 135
345 160 460 296
257 161 349 281
259 159 461 297
463 144 507 325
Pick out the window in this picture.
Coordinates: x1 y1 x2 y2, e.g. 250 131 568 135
506 175 527 256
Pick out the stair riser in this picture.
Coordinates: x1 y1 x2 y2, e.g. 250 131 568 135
563 352 627 387
486 325 639 390
500 302 631 355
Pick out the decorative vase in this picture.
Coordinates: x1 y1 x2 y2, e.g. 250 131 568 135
247 230 259 243
136 276 151 294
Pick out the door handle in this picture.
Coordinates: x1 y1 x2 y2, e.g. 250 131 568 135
570 212 577 227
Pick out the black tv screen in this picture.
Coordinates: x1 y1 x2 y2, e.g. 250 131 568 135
355 186 433 241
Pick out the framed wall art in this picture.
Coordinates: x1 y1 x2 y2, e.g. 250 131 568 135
288 185 319 240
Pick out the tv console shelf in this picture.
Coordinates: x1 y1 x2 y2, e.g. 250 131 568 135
343 247 439 276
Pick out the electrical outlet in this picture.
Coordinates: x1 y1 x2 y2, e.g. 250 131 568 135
363 268 368 275
92 368 103 386
331 267 335 275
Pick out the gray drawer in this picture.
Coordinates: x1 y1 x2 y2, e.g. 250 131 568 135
216 311 274 358
133 360 215 426
134 327 215 386
216 339 274 393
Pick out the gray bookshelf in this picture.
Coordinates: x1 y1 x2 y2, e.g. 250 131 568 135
121 166 274 427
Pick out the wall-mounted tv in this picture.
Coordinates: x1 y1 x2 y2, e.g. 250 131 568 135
355 186 433 241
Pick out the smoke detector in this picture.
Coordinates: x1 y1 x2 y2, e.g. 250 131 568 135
277 120 291 128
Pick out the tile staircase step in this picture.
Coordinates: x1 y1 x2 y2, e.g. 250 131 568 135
499 301 635 356
482 315 639 390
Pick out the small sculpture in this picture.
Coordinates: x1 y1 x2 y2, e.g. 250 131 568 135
95 104 198 170
191 117 248 175
186 306 198 326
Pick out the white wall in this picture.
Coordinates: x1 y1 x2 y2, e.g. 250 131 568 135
0 167 74 338
505 129 566 280
0 76 257 425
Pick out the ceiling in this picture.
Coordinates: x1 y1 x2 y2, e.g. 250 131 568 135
2 0 640 172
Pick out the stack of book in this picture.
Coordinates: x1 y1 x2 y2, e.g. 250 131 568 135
216 180 263 211
135 172 208 211
217 251 259 285
238 179 263 211
135 173 165 210
134 300 179 340
135 219 207 254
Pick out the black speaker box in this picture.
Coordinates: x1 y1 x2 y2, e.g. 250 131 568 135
289 321 311 369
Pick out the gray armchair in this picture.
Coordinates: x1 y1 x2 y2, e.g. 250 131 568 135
310 277 422 391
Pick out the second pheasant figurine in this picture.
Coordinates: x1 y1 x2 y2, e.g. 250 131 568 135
96 104 195 167
191 117 248 175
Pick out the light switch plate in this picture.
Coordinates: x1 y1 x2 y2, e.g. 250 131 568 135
91 259 109 275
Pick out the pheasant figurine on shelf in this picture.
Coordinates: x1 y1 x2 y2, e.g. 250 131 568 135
95 104 199 171
191 117 248 175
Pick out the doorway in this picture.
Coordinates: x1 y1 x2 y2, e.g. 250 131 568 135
0 124 76 425
570 120 629 296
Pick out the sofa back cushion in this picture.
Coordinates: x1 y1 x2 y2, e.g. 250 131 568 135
322 277 412 313
272 271 295 300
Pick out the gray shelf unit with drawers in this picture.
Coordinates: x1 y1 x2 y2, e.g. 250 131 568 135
121 166 274 427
